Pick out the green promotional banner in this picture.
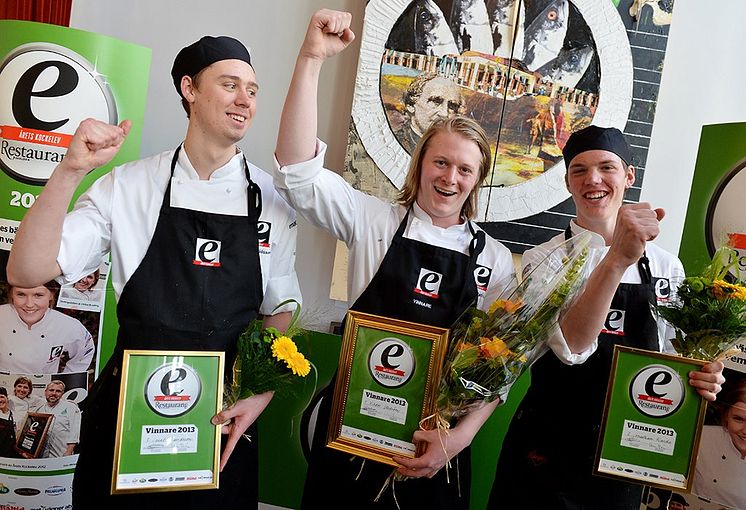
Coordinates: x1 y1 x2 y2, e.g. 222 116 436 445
597 347 707 490
0 21 150 510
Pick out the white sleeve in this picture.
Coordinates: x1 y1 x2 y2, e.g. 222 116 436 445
273 140 389 245
57 172 114 284
69 404 81 444
62 321 95 373
522 245 597 365
259 193 302 316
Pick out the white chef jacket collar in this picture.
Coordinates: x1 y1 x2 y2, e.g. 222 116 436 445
9 304 49 330
177 144 245 181
411 201 471 235
568 219 607 248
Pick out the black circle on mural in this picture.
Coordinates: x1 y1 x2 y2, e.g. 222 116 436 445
0 43 118 185
705 159 746 257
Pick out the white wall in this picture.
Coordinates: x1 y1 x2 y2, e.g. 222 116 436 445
642 0 746 253
70 0 365 330
69 0 746 331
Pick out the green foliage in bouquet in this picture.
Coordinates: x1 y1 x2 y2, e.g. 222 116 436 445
226 300 311 403
657 246 746 361
438 233 591 421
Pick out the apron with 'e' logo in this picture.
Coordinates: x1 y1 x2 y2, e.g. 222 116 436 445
73 146 263 509
490 226 659 510
302 208 485 510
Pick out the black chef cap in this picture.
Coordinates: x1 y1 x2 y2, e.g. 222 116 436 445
562 125 632 168
171 36 252 97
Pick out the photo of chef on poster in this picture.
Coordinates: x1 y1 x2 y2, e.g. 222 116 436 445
0 18 150 509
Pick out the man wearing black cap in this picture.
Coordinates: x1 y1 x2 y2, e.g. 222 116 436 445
8 35 300 508
487 125 725 509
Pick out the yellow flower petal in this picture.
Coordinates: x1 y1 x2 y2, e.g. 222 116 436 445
286 351 311 376
271 336 298 361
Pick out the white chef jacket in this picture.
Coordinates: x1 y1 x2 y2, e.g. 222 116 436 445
34 399 81 457
9 394 43 435
0 305 94 374
273 141 516 312
57 148 301 316
524 220 684 364
693 425 746 509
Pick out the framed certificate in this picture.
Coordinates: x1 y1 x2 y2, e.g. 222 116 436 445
15 412 53 458
595 346 708 491
327 311 449 466
111 350 224 494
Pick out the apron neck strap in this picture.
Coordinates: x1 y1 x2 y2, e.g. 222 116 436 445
169 146 262 220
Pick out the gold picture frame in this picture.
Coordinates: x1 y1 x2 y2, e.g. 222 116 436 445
594 346 708 491
111 350 224 494
327 310 449 466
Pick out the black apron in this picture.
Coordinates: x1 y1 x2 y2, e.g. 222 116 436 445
489 228 659 510
72 147 264 509
0 409 17 458
302 209 485 510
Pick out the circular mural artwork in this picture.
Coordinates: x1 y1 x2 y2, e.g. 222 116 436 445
351 0 632 221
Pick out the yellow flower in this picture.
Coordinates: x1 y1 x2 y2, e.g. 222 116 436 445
488 299 524 315
712 280 746 300
285 351 311 376
479 337 509 358
271 336 298 361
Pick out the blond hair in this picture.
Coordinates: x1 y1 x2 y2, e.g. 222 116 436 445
397 115 491 220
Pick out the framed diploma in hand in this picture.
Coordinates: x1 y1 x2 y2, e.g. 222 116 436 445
112 350 224 494
595 346 707 491
326 311 449 466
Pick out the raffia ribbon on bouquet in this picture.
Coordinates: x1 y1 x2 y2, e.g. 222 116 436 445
373 412 460 509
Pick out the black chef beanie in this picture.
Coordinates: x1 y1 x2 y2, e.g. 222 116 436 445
562 125 632 169
171 36 252 97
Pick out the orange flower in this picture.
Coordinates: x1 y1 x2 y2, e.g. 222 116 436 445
479 337 509 358
489 298 524 315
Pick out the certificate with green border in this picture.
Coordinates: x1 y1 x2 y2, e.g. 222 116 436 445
595 346 707 491
111 350 224 494
327 311 449 466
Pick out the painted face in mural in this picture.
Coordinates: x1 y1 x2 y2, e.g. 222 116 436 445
186 59 258 146
408 77 465 137
10 285 53 328
416 130 481 228
565 149 634 231
725 401 746 458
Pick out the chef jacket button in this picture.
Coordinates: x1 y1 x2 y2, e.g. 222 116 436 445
226 188 232 194
12 329 16 333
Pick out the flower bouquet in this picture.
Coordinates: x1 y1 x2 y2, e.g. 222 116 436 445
226 300 312 404
436 232 592 422
656 245 746 361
